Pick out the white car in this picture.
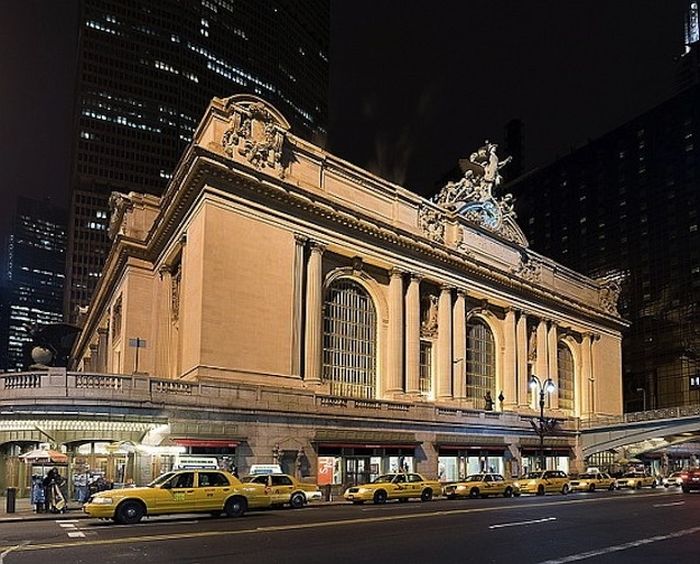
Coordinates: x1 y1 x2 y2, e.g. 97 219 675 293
663 472 684 488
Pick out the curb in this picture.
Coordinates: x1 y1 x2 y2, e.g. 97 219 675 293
0 501 350 523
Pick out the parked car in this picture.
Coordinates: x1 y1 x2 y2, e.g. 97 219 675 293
662 472 684 488
516 470 570 495
242 473 322 508
83 469 271 523
569 472 616 492
443 473 520 499
680 468 700 493
343 473 441 504
615 471 657 490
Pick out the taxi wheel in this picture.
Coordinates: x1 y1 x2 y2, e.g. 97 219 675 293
290 492 305 509
503 487 513 498
608 483 615 491
469 487 480 499
225 496 247 518
536 485 545 496
420 489 433 502
588 484 596 493
373 490 387 504
651 481 657 489
635 482 642 490
115 500 145 525
561 484 570 495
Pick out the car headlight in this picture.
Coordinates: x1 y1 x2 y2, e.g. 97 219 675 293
90 497 114 505
513 482 520 488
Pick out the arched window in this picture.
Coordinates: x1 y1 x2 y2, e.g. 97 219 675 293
466 318 495 401
322 279 377 399
558 342 575 412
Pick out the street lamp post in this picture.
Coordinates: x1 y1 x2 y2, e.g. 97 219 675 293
530 375 556 472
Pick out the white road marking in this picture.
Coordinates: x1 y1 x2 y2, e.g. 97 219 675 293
0 543 27 564
58 523 77 528
652 501 685 507
538 525 700 563
489 516 557 529
66 532 85 538
55 519 79 523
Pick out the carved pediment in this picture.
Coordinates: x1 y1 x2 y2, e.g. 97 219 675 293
221 95 289 177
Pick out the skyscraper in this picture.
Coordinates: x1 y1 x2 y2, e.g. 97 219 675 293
66 0 329 322
507 84 700 411
0 198 67 371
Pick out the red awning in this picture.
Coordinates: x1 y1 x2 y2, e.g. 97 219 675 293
173 439 240 448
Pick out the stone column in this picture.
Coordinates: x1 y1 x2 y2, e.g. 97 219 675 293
502 308 517 410
535 318 548 408
291 234 307 378
437 285 453 399
548 320 559 409
580 333 593 417
386 268 404 395
405 274 422 395
97 328 109 373
304 241 325 385
574 333 593 417
88 344 98 372
155 266 172 379
452 290 467 399
516 311 529 406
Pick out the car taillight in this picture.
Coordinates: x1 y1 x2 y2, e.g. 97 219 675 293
681 473 688 481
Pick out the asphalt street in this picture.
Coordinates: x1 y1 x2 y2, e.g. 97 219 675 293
0 488 697 563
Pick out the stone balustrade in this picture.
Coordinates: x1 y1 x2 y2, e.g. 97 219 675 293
0 370 576 432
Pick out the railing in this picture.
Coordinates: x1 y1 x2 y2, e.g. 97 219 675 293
2 373 42 389
580 404 700 429
0 370 575 431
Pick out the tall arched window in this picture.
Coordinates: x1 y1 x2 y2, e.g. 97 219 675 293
322 279 377 399
558 342 575 412
466 318 496 401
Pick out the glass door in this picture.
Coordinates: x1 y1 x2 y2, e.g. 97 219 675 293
345 457 371 486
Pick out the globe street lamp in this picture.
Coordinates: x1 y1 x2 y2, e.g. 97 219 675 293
530 375 556 472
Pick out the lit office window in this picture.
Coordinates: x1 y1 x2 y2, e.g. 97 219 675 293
322 280 377 399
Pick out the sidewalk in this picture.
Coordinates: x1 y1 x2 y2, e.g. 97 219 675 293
0 496 88 523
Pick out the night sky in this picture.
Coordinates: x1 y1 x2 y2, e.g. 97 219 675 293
0 0 692 233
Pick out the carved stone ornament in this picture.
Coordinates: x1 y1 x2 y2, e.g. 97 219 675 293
511 254 543 283
431 141 528 246
221 97 289 177
421 295 439 338
598 280 622 315
107 192 133 240
418 205 446 243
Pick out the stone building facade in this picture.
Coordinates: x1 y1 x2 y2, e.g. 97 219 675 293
68 95 626 487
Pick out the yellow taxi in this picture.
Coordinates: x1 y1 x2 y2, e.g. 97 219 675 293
615 471 658 490
343 472 441 504
242 473 322 508
569 472 616 492
443 473 520 499
516 470 570 495
84 469 271 524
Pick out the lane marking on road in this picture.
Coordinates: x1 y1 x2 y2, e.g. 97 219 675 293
0 492 683 554
55 520 79 524
67 532 85 538
489 517 557 529
538 525 700 563
652 501 685 507
58 523 77 528
0 543 27 564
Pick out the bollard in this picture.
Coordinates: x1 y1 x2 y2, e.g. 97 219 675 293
5 487 16 513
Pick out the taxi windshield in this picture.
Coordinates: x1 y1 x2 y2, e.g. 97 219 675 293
525 472 543 479
149 472 176 487
623 472 641 477
578 473 596 479
372 474 395 483
465 474 485 482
